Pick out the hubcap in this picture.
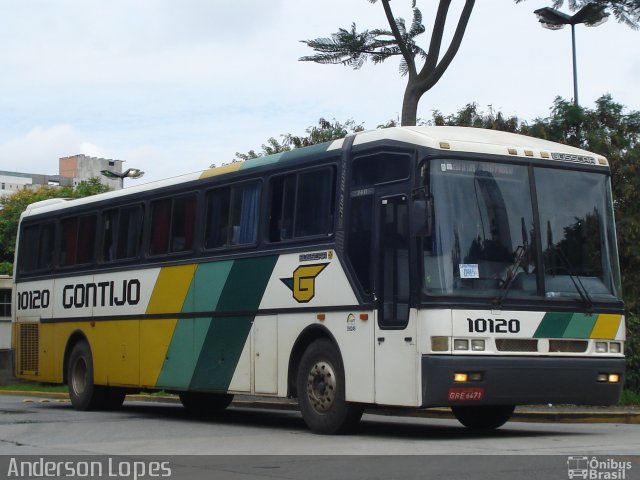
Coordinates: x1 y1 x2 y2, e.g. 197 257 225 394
71 358 87 396
306 361 336 413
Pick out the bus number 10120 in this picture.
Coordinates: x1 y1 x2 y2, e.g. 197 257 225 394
467 317 520 334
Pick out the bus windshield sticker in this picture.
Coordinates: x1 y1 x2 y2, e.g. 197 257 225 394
459 264 479 279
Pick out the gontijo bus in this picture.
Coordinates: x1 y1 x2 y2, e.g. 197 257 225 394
12 126 625 433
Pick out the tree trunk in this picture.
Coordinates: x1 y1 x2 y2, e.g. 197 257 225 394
401 82 420 126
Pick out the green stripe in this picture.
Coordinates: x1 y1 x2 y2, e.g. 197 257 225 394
533 312 572 338
563 313 597 339
533 312 599 339
156 260 234 389
189 256 278 391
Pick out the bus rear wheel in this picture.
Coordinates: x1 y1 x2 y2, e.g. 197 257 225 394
451 405 515 430
296 339 363 435
179 392 234 415
67 340 103 411
67 341 126 411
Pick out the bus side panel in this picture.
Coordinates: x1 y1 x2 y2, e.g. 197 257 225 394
277 310 376 404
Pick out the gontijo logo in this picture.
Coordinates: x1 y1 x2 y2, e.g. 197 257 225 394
281 263 328 303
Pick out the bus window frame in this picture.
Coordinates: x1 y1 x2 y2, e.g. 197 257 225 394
58 212 98 270
145 192 200 259
265 164 338 245
202 179 263 253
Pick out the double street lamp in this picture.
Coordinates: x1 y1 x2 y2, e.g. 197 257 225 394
534 3 608 106
100 167 145 189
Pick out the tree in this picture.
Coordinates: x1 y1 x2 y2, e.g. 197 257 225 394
300 1 639 126
0 177 110 274
516 0 640 29
300 0 475 127
233 118 364 162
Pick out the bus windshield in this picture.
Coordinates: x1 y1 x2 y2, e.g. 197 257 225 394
420 158 622 304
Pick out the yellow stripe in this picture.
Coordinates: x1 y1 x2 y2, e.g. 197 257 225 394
142 264 197 386
147 264 197 314
199 162 243 179
590 314 622 340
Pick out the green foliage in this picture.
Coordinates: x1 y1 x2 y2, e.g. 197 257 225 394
0 177 110 267
516 0 640 29
625 315 640 392
234 118 364 161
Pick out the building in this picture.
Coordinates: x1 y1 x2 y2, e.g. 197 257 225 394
0 275 11 383
0 155 125 199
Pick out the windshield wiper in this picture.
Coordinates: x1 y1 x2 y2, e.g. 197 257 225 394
493 218 529 309
492 244 527 309
547 245 593 310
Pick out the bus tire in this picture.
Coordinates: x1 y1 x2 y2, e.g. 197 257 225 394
297 339 363 435
451 405 515 430
179 392 234 415
67 340 102 411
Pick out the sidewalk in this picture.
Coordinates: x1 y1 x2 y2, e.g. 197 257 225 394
2 390 639 424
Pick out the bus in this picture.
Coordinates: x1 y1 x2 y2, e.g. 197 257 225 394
12 126 625 434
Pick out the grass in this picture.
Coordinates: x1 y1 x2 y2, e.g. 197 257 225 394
0 383 172 397
619 389 640 406
0 383 68 393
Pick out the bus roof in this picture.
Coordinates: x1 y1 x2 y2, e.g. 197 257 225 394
21 126 608 218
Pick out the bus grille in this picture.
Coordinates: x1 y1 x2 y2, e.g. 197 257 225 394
495 339 538 352
549 340 588 353
17 323 39 375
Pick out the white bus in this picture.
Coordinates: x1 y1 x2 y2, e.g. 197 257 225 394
12 126 625 434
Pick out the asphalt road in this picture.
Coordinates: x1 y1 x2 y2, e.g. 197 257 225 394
0 395 638 479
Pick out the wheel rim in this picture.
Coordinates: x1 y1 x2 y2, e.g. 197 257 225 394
71 357 87 396
306 361 337 413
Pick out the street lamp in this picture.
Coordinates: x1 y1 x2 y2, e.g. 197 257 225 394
534 3 608 106
100 168 145 189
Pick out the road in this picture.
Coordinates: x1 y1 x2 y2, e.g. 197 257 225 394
0 395 638 479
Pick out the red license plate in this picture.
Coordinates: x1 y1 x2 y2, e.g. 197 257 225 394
448 387 485 401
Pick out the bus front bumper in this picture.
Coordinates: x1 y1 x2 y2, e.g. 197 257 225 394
421 355 625 407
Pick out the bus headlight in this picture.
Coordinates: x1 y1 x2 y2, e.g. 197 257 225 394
453 339 469 351
595 342 608 353
431 337 449 352
471 339 485 351
609 342 622 354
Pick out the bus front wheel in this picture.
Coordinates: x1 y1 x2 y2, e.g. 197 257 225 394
296 339 363 434
451 405 515 430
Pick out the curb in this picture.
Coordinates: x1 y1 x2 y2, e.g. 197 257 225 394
2 390 639 424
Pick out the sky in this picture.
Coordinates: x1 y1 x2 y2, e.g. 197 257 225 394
0 0 638 184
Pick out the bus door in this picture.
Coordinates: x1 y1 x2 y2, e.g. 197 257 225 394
374 194 418 406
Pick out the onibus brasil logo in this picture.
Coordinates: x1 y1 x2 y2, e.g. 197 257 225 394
567 456 632 479
281 263 328 303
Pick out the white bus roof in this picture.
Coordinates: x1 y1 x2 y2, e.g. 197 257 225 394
21 126 608 218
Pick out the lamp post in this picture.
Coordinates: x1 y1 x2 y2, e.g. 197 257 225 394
534 4 608 106
100 168 145 189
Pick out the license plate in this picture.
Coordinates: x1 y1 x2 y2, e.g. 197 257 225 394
448 387 485 401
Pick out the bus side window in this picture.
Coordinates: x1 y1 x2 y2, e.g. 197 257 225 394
205 182 260 249
102 206 143 262
268 175 295 242
170 195 196 252
268 167 335 242
19 223 55 273
61 215 96 267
